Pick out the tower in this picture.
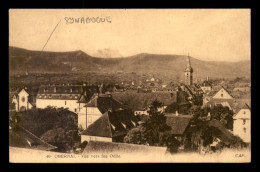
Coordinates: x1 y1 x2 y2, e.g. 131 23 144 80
184 55 193 86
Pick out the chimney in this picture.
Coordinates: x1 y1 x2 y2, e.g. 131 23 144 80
54 87 56 93
175 111 179 116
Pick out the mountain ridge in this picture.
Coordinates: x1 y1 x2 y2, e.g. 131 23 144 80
9 46 250 79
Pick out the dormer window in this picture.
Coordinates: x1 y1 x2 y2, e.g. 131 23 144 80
131 120 136 127
111 124 116 130
121 122 126 129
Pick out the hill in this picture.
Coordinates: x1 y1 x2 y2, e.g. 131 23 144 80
9 46 250 79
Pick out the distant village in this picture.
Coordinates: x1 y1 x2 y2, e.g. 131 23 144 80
9 56 251 155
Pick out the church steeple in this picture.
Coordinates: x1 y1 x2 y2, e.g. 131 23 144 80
184 54 193 85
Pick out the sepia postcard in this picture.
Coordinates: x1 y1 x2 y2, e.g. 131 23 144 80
9 9 251 163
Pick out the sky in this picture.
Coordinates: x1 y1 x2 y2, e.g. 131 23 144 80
9 9 250 62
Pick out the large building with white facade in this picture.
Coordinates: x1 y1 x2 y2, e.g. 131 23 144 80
233 104 251 143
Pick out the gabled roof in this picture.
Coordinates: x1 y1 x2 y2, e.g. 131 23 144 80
201 80 212 87
206 98 251 114
242 103 251 110
9 120 57 151
81 112 112 137
212 86 233 99
84 94 123 114
207 119 238 145
83 141 167 154
166 115 192 135
81 110 138 138
111 92 177 111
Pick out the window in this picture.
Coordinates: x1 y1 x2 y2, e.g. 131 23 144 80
88 116 92 123
243 119 246 125
221 94 223 97
243 111 246 114
75 108 77 112
21 97 25 102
243 128 246 133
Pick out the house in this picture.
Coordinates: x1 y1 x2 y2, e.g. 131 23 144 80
233 104 251 143
11 87 39 112
80 110 138 143
9 119 57 151
200 80 212 93
212 86 233 99
82 140 167 155
165 113 192 148
203 86 233 107
203 86 251 114
112 92 177 116
36 84 99 114
36 85 82 113
78 93 123 130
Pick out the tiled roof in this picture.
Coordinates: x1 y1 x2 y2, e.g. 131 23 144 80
85 94 123 114
206 98 251 114
37 85 99 100
83 141 167 154
81 112 112 138
201 80 212 87
111 92 177 111
38 85 83 95
81 110 138 138
166 115 192 135
9 120 57 151
207 119 238 145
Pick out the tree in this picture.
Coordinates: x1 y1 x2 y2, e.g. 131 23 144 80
124 100 180 153
165 102 179 113
14 107 80 152
193 95 203 106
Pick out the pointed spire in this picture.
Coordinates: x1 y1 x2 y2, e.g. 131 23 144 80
185 54 193 72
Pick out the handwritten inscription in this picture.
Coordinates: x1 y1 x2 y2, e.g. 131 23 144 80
64 17 112 24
